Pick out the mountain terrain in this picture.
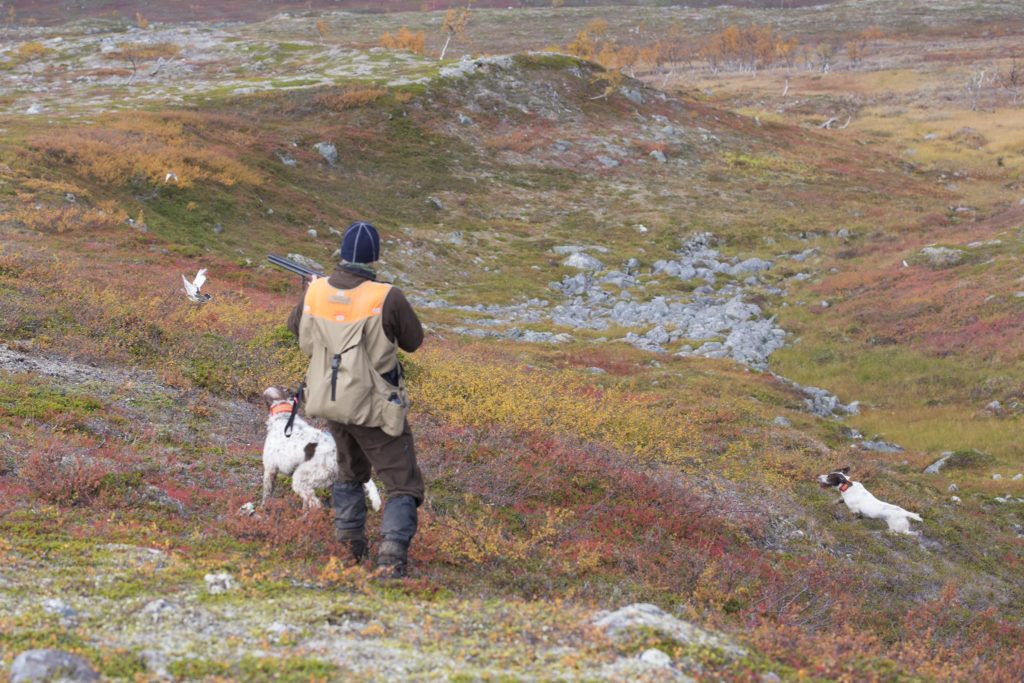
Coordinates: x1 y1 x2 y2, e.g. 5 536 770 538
1 1 1023 680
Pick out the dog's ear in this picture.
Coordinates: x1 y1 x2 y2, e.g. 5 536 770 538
262 387 286 406
840 466 851 475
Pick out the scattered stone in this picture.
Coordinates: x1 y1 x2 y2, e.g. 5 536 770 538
553 139 572 152
596 155 620 169
437 54 515 80
212 223 224 234
238 502 256 516
427 196 444 210
924 452 954 474
562 253 604 271
985 400 1003 414
820 300 830 308
992 474 1002 481
307 229 318 238
601 657 693 682
620 87 644 105
1013 473 1023 481
204 572 237 595
25 103 44 115
836 228 851 239
139 599 177 620
790 248 818 262
918 246 964 268
783 379 859 418
10 649 99 683
772 416 792 427
948 483 959 492
457 112 473 125
950 496 961 503
761 674 783 683
649 149 667 163
42 599 76 619
100 544 166 569
859 439 904 454
276 151 297 167
639 648 672 667
729 258 772 276
328 227 342 237
313 141 338 166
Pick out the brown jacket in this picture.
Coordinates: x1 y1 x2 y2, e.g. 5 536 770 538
287 264 424 353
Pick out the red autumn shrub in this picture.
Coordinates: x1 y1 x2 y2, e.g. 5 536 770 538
221 496 343 560
19 441 119 507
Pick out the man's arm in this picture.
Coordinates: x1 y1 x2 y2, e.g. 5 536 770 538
287 286 306 339
382 287 424 352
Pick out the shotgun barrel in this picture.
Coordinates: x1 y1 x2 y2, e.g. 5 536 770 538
267 254 324 279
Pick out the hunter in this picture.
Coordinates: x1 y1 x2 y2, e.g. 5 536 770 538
288 221 425 578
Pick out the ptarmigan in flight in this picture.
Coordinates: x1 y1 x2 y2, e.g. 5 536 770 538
181 268 212 303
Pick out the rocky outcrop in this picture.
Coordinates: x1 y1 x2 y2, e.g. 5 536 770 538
10 649 99 683
593 603 745 657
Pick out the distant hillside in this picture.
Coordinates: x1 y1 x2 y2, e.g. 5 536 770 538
4 0 843 26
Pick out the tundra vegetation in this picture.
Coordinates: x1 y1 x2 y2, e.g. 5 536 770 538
0 0 1023 680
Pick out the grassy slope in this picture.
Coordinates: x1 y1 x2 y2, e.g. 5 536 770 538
0 5 1023 681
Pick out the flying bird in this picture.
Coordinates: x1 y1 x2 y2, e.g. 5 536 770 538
182 268 212 303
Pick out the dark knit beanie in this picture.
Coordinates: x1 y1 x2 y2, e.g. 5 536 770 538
340 221 381 264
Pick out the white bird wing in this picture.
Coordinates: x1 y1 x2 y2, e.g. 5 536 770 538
193 268 207 291
181 274 197 296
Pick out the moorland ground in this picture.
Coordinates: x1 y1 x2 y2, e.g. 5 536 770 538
1 1 1023 680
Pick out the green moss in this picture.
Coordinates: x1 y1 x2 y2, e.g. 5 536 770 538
97 649 148 679
514 52 589 71
944 449 995 470
0 627 88 654
236 655 338 681
0 375 104 421
168 657 232 679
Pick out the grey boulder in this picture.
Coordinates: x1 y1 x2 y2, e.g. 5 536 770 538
313 141 338 166
593 603 745 657
11 649 99 683
919 246 963 268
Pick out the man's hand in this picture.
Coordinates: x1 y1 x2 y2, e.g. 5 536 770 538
302 274 319 289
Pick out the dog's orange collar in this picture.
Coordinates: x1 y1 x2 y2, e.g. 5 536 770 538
839 482 852 492
269 402 294 417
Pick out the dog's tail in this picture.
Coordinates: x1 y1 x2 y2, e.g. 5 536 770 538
905 511 922 522
364 479 382 512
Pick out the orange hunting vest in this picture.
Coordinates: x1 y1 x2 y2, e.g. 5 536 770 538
298 279 408 436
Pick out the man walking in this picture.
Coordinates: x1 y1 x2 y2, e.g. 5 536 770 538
288 221 425 578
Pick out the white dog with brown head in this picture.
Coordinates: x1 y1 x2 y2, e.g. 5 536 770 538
260 387 381 512
818 466 922 535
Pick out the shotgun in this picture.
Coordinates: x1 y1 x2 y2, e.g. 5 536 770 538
267 254 324 282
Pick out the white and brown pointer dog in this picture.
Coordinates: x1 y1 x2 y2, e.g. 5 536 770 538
818 466 922 535
260 387 381 512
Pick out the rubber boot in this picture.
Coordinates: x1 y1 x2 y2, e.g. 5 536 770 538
377 495 418 578
332 482 368 563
